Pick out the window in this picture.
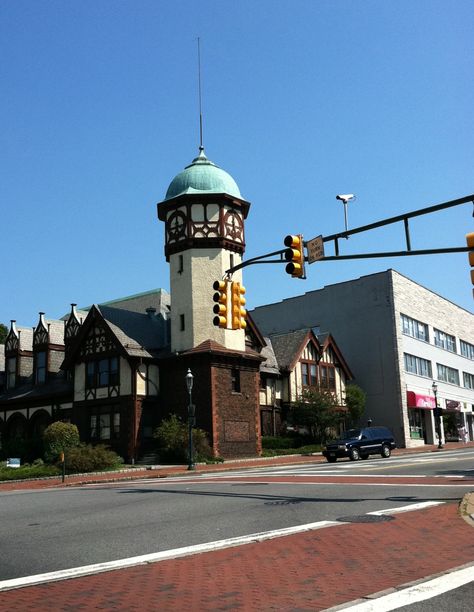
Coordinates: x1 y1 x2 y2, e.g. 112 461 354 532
404 353 432 378
178 254 184 274
35 351 47 384
318 364 336 389
180 314 185 331
86 357 119 388
434 329 456 353
6 357 16 389
400 314 429 342
437 363 460 386
231 369 241 393
463 372 474 390
90 411 120 440
460 340 474 360
301 361 318 387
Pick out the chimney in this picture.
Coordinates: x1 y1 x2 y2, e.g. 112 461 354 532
146 307 157 319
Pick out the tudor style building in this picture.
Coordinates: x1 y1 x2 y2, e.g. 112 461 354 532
0 147 354 462
257 328 353 436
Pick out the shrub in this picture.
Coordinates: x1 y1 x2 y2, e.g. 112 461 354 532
262 436 303 450
0 464 61 481
43 422 80 462
64 444 123 474
153 414 213 463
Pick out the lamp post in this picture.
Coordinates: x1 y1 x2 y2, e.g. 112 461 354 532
432 381 443 449
185 368 195 470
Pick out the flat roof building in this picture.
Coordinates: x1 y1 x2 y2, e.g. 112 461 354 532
251 269 474 448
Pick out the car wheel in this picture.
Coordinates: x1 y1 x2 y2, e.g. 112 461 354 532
326 456 337 463
381 444 391 458
349 447 360 461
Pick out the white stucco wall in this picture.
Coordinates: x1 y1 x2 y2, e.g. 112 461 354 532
170 247 245 352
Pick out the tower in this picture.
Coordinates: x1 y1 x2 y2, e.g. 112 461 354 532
157 148 250 353
157 147 262 459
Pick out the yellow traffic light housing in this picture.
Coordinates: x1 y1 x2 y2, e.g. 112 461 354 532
213 280 229 328
284 234 305 278
231 281 247 329
467 233 474 290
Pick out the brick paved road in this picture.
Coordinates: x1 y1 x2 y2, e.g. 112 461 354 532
1 501 473 611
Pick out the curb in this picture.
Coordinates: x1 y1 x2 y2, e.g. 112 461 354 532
459 492 474 528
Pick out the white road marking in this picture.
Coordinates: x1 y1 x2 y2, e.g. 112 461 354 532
368 501 444 515
333 563 474 611
0 501 444 592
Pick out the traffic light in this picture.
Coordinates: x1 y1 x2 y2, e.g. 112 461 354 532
231 281 247 329
284 234 305 278
212 280 229 328
467 233 474 292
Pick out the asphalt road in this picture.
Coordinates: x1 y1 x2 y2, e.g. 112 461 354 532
1 447 473 582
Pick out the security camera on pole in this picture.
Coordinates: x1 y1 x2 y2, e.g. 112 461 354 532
336 194 356 234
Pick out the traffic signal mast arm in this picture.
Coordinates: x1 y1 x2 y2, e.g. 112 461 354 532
321 193 474 261
224 193 474 275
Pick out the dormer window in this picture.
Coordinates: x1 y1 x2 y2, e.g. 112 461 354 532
6 357 16 389
35 351 47 384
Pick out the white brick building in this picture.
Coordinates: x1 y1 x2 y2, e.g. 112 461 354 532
251 269 474 448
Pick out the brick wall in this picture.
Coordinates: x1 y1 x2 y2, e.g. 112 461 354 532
160 352 261 459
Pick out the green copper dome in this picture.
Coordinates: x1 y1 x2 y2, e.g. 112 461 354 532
164 148 242 200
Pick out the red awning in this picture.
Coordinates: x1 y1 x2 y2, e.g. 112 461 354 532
407 391 435 409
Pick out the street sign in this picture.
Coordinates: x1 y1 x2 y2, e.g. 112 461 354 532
306 235 325 263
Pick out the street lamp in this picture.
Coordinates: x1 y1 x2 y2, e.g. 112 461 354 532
432 381 443 449
185 368 195 470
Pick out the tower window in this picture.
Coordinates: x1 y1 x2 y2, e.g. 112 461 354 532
180 314 185 331
231 368 241 393
178 254 184 274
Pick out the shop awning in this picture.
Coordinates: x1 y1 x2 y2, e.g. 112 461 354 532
407 391 435 409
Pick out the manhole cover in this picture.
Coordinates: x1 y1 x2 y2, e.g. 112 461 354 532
336 514 394 523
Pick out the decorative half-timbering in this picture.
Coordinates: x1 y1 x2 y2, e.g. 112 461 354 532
257 328 354 435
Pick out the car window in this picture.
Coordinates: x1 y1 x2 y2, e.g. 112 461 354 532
340 429 361 440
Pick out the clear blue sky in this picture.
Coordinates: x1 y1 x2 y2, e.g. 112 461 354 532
1 0 473 328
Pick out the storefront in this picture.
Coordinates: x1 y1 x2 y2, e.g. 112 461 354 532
443 399 464 442
406 391 435 443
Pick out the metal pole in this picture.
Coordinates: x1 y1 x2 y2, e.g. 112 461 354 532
433 386 443 449
188 387 194 470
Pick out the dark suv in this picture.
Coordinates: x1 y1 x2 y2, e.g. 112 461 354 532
322 426 396 462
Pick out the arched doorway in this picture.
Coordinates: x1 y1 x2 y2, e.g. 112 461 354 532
29 410 52 460
5 413 29 459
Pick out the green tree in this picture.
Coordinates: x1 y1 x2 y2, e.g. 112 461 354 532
289 388 340 444
43 421 80 462
153 414 212 463
344 384 366 425
0 322 8 344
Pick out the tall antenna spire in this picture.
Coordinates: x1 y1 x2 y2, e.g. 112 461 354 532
197 37 204 151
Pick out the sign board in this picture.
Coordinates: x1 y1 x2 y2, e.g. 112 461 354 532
7 458 21 468
306 235 325 264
